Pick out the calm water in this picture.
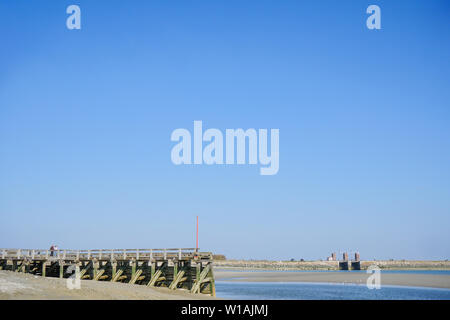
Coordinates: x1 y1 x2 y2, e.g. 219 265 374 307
215 270 450 300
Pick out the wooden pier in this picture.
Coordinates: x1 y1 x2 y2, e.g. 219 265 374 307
0 248 216 296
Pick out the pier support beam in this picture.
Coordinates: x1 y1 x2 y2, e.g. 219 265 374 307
59 262 64 278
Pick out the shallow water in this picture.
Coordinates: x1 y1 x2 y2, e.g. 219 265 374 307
216 281 450 300
215 270 450 300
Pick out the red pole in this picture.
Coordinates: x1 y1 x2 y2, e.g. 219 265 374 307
196 216 199 251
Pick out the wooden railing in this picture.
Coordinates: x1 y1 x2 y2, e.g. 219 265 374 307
0 248 213 261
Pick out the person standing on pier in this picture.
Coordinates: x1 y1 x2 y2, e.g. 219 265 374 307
50 244 55 257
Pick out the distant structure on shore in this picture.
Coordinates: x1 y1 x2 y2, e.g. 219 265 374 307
326 252 361 270
327 252 337 261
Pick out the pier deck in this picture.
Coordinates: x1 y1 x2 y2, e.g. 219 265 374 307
0 248 215 296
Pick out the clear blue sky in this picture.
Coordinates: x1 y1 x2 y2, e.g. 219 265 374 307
1 1 449 260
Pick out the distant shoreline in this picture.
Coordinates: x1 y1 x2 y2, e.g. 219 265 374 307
213 260 450 271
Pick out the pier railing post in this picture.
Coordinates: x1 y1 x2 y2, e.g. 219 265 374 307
17 249 21 259
2 249 6 259
178 248 182 260
164 249 167 260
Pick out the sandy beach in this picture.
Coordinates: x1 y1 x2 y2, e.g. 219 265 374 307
0 270 216 300
215 270 450 289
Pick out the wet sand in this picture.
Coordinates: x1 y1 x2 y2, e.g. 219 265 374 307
0 270 216 300
215 270 450 289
